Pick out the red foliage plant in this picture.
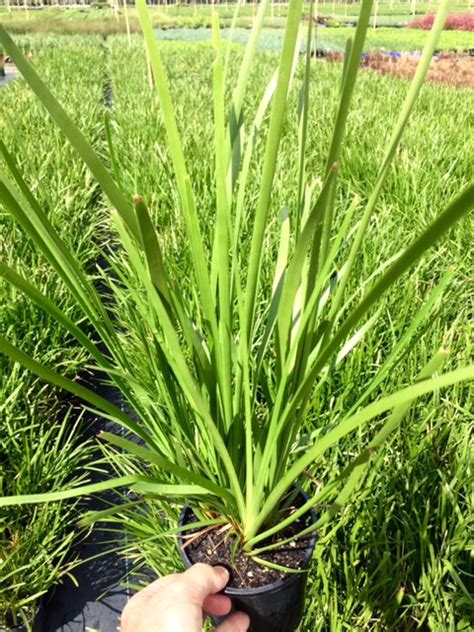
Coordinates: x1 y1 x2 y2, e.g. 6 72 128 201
360 51 474 89
407 12 474 31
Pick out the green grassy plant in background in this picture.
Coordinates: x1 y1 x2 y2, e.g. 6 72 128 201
323 24 474 50
0 399 95 630
0 0 473 627
0 35 109 630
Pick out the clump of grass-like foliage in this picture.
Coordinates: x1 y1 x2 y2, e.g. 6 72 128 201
0 36 107 630
0 0 472 595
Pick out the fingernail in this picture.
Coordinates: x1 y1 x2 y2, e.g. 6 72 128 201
214 565 229 577
212 563 232 585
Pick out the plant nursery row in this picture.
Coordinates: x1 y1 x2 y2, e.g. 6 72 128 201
0 35 108 629
0 19 473 632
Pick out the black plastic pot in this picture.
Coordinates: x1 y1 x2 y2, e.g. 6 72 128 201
0 624 27 632
178 494 317 632
0 615 31 632
0 599 44 632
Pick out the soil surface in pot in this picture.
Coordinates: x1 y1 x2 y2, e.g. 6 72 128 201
183 505 313 590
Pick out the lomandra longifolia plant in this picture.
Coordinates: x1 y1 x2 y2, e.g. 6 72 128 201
0 0 473 560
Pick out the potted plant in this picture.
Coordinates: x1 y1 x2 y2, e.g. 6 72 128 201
0 415 91 632
0 0 472 630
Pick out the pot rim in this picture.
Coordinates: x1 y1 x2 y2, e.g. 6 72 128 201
0 598 42 632
0 622 27 632
177 488 317 596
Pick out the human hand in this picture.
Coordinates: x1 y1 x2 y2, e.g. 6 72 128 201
120 563 250 632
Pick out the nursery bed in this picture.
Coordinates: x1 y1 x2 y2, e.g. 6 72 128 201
1 31 472 632
361 50 474 87
153 24 474 53
0 35 125 631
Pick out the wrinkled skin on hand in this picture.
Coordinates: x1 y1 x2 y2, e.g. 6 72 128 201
120 563 250 632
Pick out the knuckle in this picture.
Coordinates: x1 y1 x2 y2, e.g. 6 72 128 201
166 580 190 601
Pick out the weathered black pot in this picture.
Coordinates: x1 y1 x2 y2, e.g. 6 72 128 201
0 599 44 632
0 623 27 632
178 494 317 632
0 620 30 632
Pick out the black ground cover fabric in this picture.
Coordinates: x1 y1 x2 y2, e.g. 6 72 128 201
42 531 128 632
42 380 131 632
39 344 145 632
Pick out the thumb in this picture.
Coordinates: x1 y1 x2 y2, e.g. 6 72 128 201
182 563 230 601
